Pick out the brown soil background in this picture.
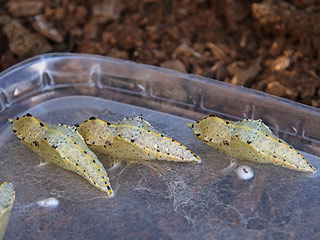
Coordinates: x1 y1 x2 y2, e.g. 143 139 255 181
0 0 320 108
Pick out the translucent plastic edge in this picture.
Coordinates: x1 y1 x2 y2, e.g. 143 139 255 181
1 52 320 117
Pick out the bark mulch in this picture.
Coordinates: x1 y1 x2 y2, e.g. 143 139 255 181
1 0 320 108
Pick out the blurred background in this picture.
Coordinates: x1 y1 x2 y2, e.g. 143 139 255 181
0 0 319 108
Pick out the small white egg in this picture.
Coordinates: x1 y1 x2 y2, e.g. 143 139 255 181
235 165 254 180
37 197 59 208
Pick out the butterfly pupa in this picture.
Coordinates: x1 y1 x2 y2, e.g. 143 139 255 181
188 115 316 173
9 114 113 196
77 116 201 162
0 182 15 240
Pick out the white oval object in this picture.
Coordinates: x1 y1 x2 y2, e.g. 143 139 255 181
188 115 316 173
78 115 201 162
235 165 254 180
37 198 59 208
9 114 113 196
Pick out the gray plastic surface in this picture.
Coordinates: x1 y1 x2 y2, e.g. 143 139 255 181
0 53 320 240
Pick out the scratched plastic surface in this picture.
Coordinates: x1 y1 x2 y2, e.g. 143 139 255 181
0 53 320 240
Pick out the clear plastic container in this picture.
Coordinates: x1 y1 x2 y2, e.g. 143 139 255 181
0 53 319 240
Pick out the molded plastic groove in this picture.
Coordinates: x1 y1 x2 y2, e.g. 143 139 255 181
89 64 101 87
302 128 320 143
40 71 55 89
194 88 202 111
0 88 10 113
144 78 152 97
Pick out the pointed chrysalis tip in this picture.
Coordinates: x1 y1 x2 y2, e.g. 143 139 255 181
8 118 13 123
107 191 115 198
